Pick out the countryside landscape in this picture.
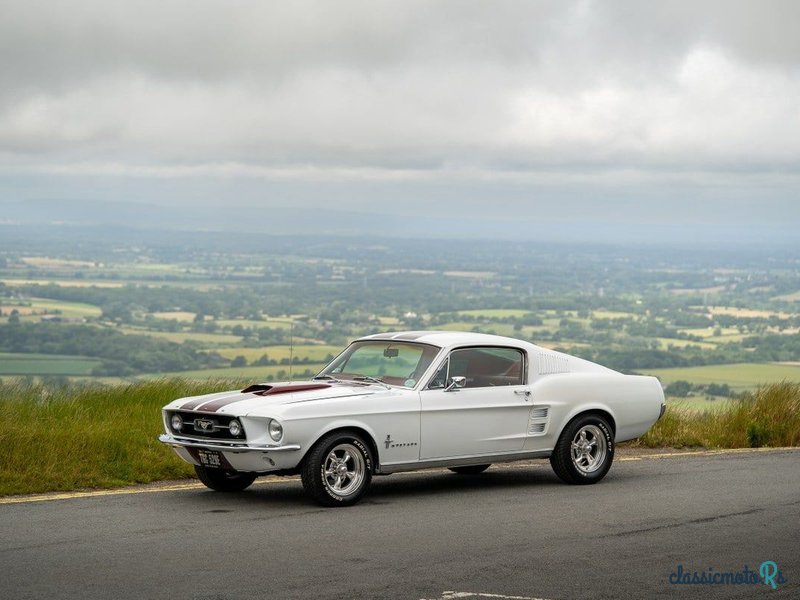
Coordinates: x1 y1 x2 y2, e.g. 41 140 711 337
1 223 799 403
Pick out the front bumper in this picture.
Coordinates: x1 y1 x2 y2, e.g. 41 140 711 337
159 434 302 472
159 433 300 453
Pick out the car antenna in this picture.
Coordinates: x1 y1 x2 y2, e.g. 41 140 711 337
289 318 294 380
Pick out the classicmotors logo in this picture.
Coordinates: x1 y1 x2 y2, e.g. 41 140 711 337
669 561 787 589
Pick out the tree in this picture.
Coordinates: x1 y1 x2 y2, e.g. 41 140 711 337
665 380 692 398
230 355 247 368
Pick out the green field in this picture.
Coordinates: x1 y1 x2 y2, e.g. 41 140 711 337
215 318 294 330
655 337 717 350
457 309 531 318
438 321 524 336
665 396 733 411
153 363 327 380
591 310 637 320
117 327 243 345
0 353 102 376
213 345 340 362
642 363 800 391
1 297 102 323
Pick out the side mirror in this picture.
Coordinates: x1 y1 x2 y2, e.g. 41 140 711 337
444 376 466 392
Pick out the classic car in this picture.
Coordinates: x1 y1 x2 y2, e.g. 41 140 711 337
159 331 666 506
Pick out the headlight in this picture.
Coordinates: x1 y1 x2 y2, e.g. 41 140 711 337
268 419 283 442
170 414 183 431
228 419 242 437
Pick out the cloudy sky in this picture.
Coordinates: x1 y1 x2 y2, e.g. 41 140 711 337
1 0 799 242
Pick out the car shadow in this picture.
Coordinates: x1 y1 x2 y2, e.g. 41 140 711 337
162 462 608 512
364 464 562 501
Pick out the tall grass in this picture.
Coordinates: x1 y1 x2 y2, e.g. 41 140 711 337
638 381 800 449
0 378 241 495
0 380 798 496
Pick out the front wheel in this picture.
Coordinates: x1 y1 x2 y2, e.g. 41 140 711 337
194 465 257 492
550 414 614 485
301 431 373 507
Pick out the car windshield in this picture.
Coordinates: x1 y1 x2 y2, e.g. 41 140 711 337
317 341 440 388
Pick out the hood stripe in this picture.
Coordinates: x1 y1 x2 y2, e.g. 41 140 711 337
192 383 334 413
179 396 217 411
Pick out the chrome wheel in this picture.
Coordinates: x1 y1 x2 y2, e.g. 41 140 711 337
322 443 365 498
570 424 607 474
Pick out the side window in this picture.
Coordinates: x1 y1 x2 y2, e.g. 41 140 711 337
428 347 524 389
428 359 449 389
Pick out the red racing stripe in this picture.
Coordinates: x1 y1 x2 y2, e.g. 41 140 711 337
196 383 332 412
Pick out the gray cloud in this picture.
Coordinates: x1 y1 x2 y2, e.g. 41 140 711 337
0 0 799 234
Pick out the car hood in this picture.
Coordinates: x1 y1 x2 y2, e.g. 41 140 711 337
164 381 383 416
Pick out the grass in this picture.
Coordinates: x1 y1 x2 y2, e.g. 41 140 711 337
637 382 800 449
0 379 797 496
0 379 238 495
642 363 800 391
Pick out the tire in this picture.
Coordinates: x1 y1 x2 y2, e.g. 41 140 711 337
194 465 257 492
550 414 614 485
448 464 491 475
301 431 373 507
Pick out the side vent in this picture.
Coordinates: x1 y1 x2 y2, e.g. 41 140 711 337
531 407 548 419
528 406 550 436
538 353 569 375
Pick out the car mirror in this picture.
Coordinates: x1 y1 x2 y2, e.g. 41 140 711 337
444 376 466 392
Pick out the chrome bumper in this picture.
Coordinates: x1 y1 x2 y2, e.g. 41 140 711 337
158 434 301 453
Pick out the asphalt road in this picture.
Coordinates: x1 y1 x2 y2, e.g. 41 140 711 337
2 449 798 600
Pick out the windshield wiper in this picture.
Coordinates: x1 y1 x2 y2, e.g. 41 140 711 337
313 374 346 384
352 376 391 389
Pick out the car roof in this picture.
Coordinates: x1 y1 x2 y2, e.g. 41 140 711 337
355 330 540 351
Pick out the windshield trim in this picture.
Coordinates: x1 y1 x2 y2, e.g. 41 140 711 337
316 340 443 390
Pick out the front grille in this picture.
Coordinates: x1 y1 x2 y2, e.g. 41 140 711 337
168 411 246 440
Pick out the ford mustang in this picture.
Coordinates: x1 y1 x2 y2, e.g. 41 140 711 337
159 331 665 506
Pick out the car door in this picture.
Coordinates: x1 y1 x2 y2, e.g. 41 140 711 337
419 346 532 460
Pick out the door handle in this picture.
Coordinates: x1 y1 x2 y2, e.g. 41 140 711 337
514 390 531 401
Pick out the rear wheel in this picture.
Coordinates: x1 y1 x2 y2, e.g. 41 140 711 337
194 465 257 492
550 414 614 485
301 431 373 507
448 464 491 475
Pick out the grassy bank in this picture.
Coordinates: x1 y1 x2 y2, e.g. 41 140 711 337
637 382 800 448
1 380 798 496
0 379 239 496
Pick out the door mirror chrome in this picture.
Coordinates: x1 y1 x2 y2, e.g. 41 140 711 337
444 376 466 392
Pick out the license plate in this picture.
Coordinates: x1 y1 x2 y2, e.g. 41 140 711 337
196 449 223 469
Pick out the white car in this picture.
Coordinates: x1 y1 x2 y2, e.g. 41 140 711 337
160 331 665 506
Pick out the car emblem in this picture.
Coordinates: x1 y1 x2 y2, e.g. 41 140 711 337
195 418 215 432
384 435 394 449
